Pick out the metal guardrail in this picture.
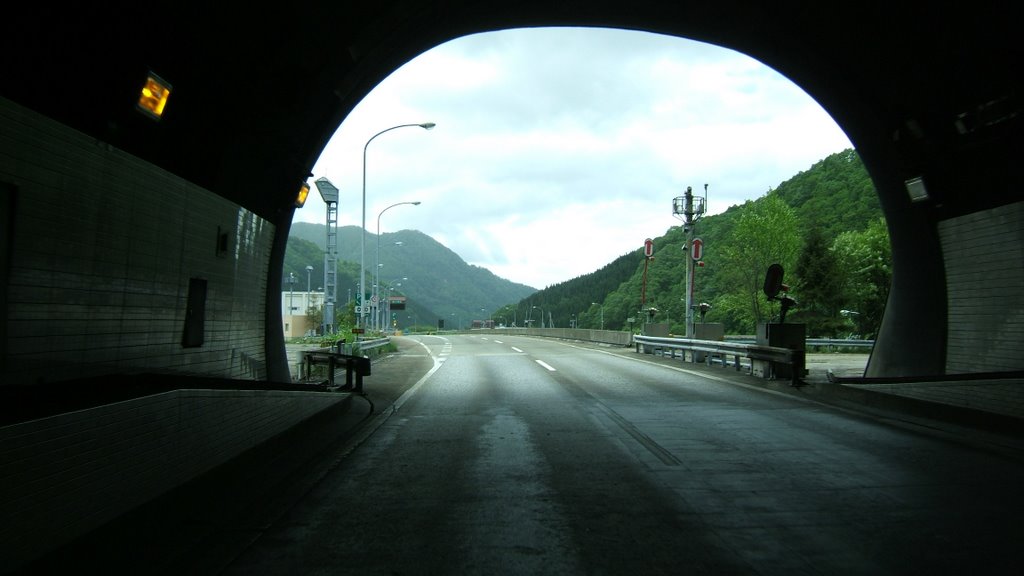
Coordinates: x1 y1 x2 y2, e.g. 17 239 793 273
354 337 391 352
301 351 371 392
726 335 874 349
633 334 806 386
296 337 390 392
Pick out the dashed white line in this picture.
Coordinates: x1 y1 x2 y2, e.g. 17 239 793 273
511 347 523 353
535 360 556 371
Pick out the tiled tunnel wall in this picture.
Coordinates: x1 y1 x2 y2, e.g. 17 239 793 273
940 201 1024 373
1 96 271 385
0 96 344 571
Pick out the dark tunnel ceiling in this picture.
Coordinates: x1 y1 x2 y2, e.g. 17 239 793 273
2 2 1020 221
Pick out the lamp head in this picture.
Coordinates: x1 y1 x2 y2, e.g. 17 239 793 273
314 177 340 203
419 122 436 130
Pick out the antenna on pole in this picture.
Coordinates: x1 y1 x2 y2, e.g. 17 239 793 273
672 185 708 337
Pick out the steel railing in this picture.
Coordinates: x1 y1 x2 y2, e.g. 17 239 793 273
633 334 806 385
725 335 874 349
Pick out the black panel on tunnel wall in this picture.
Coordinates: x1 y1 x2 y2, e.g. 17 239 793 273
1 181 15 368
182 277 207 348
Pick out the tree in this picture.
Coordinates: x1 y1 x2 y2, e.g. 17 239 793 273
792 225 847 336
832 218 891 338
306 304 324 335
715 195 801 332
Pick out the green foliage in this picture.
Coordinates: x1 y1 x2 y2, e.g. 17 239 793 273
717 195 801 329
789 225 847 336
514 148 890 337
772 148 880 240
832 218 891 338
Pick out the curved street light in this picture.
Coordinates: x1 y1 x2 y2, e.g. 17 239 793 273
360 122 435 329
375 203 420 330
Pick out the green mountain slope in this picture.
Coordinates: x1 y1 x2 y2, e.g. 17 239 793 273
498 148 886 335
284 224 536 327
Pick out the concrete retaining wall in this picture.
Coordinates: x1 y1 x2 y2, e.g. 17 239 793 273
0 389 345 571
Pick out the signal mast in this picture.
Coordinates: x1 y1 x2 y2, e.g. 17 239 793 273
672 184 707 337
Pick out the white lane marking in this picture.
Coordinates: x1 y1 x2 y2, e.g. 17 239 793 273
342 337 448 454
392 338 447 410
494 340 503 344
511 347 523 353
535 360 556 372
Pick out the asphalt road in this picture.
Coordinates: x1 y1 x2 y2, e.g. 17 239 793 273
223 334 1022 575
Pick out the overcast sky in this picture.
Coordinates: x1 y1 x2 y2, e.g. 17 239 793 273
295 27 853 289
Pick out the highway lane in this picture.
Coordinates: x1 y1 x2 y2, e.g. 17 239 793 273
224 334 1024 575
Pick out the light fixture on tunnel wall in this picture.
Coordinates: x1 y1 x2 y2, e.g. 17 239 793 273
905 176 929 203
295 182 311 208
136 72 171 121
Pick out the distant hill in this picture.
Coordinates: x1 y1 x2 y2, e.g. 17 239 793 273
500 148 884 333
283 223 536 326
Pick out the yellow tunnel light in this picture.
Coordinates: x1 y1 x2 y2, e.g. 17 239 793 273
295 182 311 208
136 72 171 120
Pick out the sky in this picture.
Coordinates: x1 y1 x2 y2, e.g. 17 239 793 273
294 27 853 290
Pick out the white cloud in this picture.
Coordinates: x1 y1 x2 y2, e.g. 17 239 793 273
296 27 852 289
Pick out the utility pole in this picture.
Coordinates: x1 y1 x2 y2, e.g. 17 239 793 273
672 184 707 337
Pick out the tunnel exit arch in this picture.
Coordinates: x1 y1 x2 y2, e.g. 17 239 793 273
288 8 1019 380
292 26 860 337
2 2 1019 385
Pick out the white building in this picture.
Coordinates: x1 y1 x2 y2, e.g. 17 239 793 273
281 290 324 338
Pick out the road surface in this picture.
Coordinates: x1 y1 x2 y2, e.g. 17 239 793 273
224 334 1023 575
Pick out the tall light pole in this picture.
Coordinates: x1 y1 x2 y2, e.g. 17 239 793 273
360 122 435 330
313 177 340 335
305 265 314 334
287 272 296 318
375 201 420 330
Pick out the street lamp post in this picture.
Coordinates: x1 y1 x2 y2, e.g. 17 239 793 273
288 272 296 318
305 265 314 335
360 122 435 330
375 201 420 331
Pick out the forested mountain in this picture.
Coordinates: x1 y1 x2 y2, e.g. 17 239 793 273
283 224 536 329
495 148 890 338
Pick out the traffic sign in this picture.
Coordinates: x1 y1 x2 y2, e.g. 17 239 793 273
691 238 704 261
644 238 654 258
